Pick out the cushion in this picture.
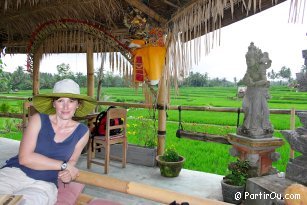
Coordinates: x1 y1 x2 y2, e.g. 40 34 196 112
88 199 122 205
55 181 85 205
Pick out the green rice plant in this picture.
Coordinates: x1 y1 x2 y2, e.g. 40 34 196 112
0 102 10 113
0 86 307 176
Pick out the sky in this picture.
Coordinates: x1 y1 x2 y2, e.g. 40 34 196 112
2 1 307 81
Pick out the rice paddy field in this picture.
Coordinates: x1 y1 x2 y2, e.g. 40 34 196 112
1 86 307 176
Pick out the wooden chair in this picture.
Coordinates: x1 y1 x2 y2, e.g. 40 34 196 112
22 101 38 132
87 108 127 174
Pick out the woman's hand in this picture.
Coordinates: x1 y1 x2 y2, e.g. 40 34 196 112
58 163 79 183
66 162 80 180
58 170 72 183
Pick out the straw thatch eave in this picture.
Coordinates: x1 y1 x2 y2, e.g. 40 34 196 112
1 0 297 55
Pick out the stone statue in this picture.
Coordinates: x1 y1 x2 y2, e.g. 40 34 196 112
281 112 307 185
296 50 307 92
237 42 274 138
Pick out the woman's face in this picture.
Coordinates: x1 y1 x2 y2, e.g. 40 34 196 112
53 98 79 120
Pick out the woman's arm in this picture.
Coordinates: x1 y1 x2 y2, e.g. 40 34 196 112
58 130 89 182
18 113 64 170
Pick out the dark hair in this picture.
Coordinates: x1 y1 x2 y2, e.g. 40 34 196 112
52 97 81 104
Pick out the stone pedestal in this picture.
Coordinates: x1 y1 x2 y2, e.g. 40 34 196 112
286 156 307 185
281 116 307 186
228 134 284 176
245 174 294 205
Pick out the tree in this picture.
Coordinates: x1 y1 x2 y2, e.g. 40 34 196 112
182 72 208 87
56 63 73 80
40 73 55 89
233 77 237 86
0 71 11 93
75 72 87 88
10 66 26 90
267 69 278 81
0 58 7 89
278 66 292 82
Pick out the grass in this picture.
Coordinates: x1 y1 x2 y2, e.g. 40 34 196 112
1 86 307 176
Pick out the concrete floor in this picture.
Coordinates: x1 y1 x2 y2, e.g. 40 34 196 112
0 137 224 204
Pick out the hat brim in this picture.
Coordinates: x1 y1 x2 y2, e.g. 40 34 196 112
32 93 97 117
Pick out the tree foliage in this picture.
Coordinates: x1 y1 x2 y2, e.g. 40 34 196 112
279 66 291 82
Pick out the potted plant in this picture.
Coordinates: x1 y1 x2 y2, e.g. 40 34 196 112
156 145 185 177
221 159 250 204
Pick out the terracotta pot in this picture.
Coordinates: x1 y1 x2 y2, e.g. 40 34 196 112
221 179 245 204
155 155 185 177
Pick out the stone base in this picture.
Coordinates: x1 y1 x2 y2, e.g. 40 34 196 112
245 174 295 205
286 155 307 185
228 134 284 151
228 134 284 176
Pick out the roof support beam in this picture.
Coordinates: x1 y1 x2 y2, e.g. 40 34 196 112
124 0 167 25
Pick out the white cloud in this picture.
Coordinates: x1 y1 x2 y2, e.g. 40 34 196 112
192 1 307 81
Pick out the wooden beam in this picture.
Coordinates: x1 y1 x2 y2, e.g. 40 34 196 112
75 170 228 205
177 130 231 145
124 0 167 25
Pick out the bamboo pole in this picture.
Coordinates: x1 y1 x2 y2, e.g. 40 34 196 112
86 37 94 98
157 74 167 156
0 96 29 100
76 193 93 205
0 113 23 119
177 130 231 145
1 95 305 115
290 108 296 159
86 37 95 130
32 46 43 95
2 99 307 122
96 101 305 114
76 170 228 205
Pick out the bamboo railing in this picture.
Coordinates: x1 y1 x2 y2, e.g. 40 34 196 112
1 97 300 148
0 96 302 123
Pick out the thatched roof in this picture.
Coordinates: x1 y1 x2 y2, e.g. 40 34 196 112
2 0 305 87
0 0 291 55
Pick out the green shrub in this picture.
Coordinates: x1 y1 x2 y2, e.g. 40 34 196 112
223 160 250 186
162 145 180 162
0 103 10 112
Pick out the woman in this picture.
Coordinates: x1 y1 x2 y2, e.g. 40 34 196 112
0 79 96 205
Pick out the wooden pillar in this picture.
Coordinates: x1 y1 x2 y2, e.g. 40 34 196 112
32 46 43 95
86 37 95 131
86 37 94 98
157 74 167 155
290 108 296 159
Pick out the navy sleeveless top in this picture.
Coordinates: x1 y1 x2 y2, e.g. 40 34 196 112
3 113 88 186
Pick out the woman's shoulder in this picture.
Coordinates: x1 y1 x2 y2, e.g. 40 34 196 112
75 122 89 133
28 112 43 122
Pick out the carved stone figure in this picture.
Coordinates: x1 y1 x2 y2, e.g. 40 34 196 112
296 50 307 92
237 42 274 138
281 112 307 185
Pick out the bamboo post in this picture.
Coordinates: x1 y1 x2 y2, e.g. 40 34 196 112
290 108 295 159
32 46 43 95
86 37 94 98
86 37 95 130
76 170 227 205
157 74 167 156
